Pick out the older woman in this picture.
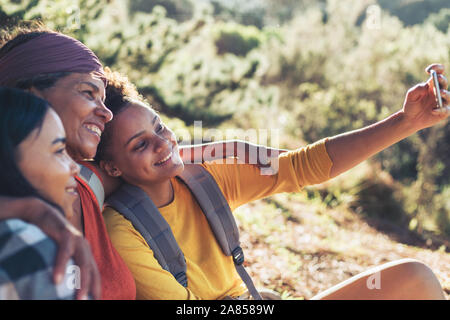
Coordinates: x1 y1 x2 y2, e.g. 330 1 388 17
0 26 277 299
0 27 135 299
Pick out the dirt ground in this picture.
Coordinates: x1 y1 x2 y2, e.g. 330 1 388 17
236 195 450 300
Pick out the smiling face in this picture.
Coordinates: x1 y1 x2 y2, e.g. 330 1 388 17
33 72 113 161
101 101 183 186
17 108 80 217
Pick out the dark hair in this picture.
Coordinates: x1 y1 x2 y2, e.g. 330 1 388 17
0 25 71 90
0 87 49 198
95 68 146 163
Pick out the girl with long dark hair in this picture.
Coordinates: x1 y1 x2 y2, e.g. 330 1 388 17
0 87 84 299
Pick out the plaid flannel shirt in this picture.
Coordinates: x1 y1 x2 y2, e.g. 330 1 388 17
0 219 76 300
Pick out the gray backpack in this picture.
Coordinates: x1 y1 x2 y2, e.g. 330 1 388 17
80 163 262 300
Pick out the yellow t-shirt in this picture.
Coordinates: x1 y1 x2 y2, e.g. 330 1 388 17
103 139 333 300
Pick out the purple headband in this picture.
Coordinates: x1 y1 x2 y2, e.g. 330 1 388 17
0 32 105 86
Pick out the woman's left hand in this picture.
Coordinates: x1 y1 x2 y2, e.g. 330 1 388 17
401 63 449 131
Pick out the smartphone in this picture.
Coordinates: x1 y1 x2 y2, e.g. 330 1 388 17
430 69 444 109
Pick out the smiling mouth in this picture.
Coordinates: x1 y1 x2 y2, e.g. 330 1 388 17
84 124 102 137
65 187 78 195
155 152 173 166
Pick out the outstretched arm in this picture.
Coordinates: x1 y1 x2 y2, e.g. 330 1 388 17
325 64 449 179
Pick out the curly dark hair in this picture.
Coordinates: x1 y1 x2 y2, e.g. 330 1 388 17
103 67 144 115
95 67 152 163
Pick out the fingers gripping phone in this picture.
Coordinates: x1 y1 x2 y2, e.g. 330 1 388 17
430 69 444 109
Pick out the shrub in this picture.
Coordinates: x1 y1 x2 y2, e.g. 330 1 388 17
213 23 263 56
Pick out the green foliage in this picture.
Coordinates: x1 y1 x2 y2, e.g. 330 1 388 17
409 124 450 236
293 84 379 142
426 8 450 33
128 0 194 22
213 23 263 56
1 0 449 238
347 171 409 225
210 0 324 28
434 186 450 236
210 0 266 29
0 0 39 27
377 0 450 26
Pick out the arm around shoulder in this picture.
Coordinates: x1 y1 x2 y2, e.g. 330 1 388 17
103 207 202 300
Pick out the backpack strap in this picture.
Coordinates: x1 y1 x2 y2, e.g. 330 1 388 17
105 164 261 299
178 164 262 300
78 164 105 210
106 184 188 287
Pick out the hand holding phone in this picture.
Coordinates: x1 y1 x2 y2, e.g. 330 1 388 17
430 69 444 109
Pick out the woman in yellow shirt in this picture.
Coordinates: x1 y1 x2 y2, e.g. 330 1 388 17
97 65 448 300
